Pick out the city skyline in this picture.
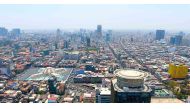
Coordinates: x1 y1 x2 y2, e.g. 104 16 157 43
1 4 190 103
0 4 190 31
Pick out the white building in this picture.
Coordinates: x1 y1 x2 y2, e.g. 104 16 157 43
96 87 111 103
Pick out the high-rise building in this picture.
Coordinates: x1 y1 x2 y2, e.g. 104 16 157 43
0 27 8 36
56 29 61 49
10 28 21 38
156 30 165 40
131 37 134 42
56 29 61 43
111 69 152 103
107 30 112 42
81 35 85 43
48 76 57 94
170 37 175 45
86 37 91 47
96 87 111 103
106 33 110 42
97 25 102 33
174 35 183 46
97 25 102 38
64 40 69 49
170 35 183 46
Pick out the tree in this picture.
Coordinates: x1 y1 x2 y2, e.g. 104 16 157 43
168 80 178 90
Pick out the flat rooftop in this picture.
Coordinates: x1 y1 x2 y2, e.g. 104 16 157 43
100 88 111 95
151 98 184 103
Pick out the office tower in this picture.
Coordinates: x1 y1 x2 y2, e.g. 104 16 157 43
111 69 152 103
170 37 175 45
0 27 8 36
86 37 91 47
131 37 134 42
64 40 69 49
106 33 110 42
48 76 57 94
174 35 183 46
56 29 61 43
10 28 21 39
108 30 112 42
96 87 111 103
81 35 85 43
97 25 102 38
55 29 61 49
156 30 165 40
170 34 183 46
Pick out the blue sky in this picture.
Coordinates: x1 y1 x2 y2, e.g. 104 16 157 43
0 5 190 30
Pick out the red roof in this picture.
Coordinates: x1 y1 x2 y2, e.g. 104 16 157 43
48 97 57 101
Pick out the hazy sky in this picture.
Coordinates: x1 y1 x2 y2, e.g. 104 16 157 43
0 5 190 30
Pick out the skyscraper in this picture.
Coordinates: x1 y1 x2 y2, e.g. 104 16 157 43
64 40 69 49
105 30 112 42
81 35 85 43
56 29 61 49
0 27 8 36
170 34 183 46
156 30 165 40
12 28 20 35
97 25 102 38
56 29 61 43
106 33 110 42
174 35 183 46
86 37 91 47
170 37 175 45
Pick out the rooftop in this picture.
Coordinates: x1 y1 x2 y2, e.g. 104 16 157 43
100 88 111 95
14 67 73 81
151 98 184 103
114 69 149 79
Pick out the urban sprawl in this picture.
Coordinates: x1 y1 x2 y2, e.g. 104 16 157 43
0 26 190 103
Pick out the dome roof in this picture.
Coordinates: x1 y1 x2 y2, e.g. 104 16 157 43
118 70 143 77
114 69 149 88
115 69 147 79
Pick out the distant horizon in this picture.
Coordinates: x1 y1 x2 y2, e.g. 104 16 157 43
0 5 190 31
1 27 189 34
19 28 190 33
